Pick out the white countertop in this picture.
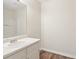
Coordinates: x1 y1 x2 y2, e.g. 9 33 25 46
3 37 40 58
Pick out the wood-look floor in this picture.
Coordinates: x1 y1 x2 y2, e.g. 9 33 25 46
40 50 74 59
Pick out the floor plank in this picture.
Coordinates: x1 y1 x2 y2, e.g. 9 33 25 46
40 50 74 59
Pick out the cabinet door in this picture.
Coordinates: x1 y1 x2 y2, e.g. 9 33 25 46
27 42 40 59
5 49 27 59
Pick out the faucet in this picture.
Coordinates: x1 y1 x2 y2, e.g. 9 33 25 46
10 39 17 43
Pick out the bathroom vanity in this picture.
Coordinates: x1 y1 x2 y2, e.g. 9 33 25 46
3 38 40 59
3 0 40 59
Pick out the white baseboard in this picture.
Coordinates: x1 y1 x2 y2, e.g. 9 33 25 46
40 48 76 59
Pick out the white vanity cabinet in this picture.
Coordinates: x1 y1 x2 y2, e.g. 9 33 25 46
4 42 40 59
26 43 39 59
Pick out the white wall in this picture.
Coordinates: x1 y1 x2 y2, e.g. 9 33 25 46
3 8 17 38
23 0 41 39
41 0 76 57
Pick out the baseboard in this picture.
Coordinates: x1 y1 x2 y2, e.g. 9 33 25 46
40 48 76 59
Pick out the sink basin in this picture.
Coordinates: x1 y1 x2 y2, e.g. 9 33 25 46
3 39 27 47
3 38 33 50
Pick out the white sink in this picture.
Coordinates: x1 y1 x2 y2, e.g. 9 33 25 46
4 39 31 47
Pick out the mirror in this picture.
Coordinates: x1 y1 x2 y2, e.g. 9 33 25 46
3 0 27 38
